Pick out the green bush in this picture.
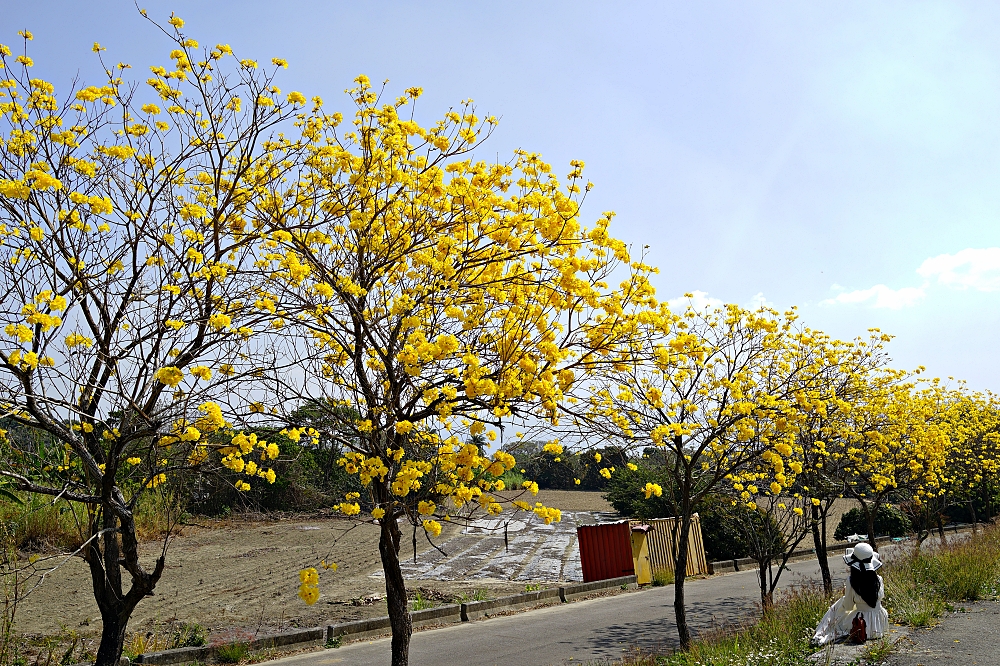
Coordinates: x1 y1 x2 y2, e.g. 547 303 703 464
499 469 525 490
523 452 577 490
603 461 676 520
696 496 760 562
184 435 361 516
171 622 207 648
577 447 629 491
834 504 911 540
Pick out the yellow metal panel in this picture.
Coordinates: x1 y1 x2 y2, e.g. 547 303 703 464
630 530 652 585
636 515 709 577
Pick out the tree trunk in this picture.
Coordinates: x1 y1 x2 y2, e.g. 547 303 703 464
969 499 978 534
673 510 693 650
757 559 773 610
863 503 877 551
87 516 136 666
983 484 992 523
811 503 832 594
379 507 411 666
94 608 129 666
937 513 946 541
85 495 164 666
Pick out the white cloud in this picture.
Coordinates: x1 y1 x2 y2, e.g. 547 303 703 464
746 292 773 310
917 247 1000 292
667 290 724 312
821 284 926 309
821 247 1000 309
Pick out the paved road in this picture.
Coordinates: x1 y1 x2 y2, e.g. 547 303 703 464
886 600 1000 666
268 560 845 666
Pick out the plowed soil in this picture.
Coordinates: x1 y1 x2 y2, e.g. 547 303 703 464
18 490 614 646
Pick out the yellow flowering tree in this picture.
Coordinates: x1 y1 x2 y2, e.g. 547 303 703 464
936 388 1000 532
0 19 302 665
835 372 949 549
569 301 812 648
264 76 655 665
783 330 892 592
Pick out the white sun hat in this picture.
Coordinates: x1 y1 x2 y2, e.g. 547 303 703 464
843 541 882 571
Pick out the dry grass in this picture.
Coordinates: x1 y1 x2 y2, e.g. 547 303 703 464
0 487 180 554
884 523 1000 627
0 495 84 552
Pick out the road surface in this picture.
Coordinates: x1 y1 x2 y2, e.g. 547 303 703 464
267 559 845 666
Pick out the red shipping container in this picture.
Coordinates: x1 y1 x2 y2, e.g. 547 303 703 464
577 521 635 582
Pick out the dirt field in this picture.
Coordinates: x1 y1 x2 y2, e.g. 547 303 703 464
18 491 614 645
16 490 858 649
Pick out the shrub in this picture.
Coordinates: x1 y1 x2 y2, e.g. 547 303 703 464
577 447 629 491
171 622 207 648
697 496 758 562
602 461 761 561
183 435 360 516
410 592 433 611
522 452 578 490
603 461 676 520
834 504 911 541
133 490 180 540
499 469 525 490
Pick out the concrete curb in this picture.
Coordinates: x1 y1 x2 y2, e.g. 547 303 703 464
134 627 325 664
137 576 638 662
327 616 391 644
560 575 638 602
461 588 562 621
326 605 464 644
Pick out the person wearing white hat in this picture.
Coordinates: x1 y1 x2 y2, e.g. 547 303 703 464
812 542 889 645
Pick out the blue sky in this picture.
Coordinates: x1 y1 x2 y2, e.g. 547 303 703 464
7 1 1000 388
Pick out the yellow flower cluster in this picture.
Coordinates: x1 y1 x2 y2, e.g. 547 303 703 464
298 567 319 605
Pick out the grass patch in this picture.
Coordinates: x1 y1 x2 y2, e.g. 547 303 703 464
216 641 250 663
884 523 1000 627
617 584 832 665
861 635 899 663
456 588 490 603
122 622 208 659
652 567 674 587
410 591 433 611
133 489 182 540
0 488 178 553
